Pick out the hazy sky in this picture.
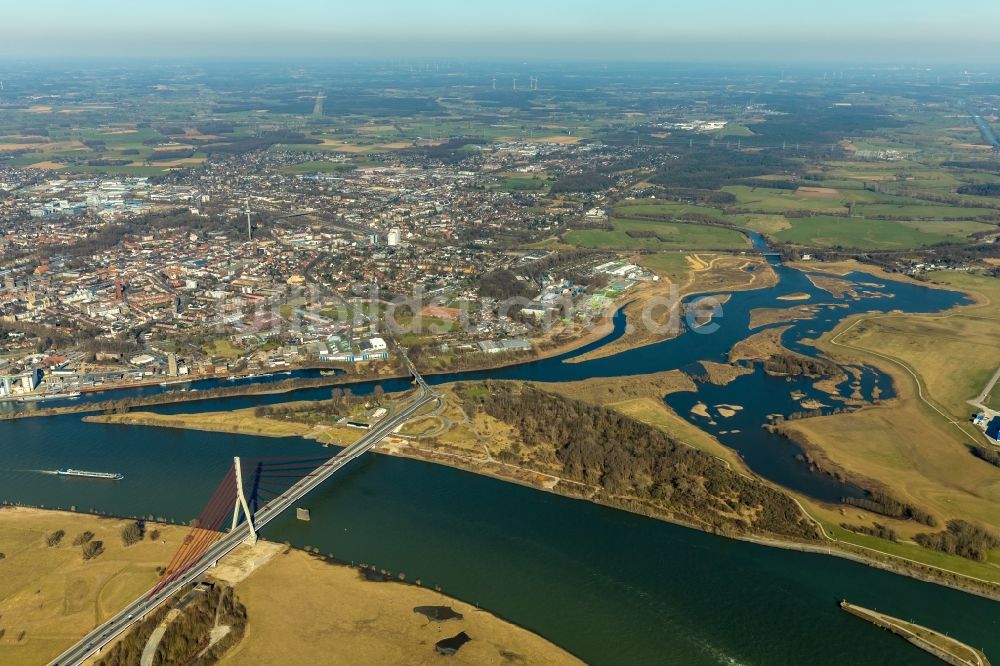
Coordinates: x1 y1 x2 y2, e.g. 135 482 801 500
4 0 1000 62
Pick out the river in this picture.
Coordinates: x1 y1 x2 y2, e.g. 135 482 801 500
1 252 996 665
147 249 965 503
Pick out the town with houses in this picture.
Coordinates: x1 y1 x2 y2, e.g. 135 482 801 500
0 116 995 453
2 48 1000 666
0 141 657 402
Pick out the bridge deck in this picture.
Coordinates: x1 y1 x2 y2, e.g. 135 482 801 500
51 355 434 666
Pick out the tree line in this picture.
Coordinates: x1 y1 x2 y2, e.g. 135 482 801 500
456 381 820 540
844 491 937 526
914 520 1000 562
971 445 1000 468
840 522 898 542
650 148 796 190
550 171 613 193
763 353 839 378
478 269 533 300
97 584 247 665
956 183 1000 197
253 385 385 421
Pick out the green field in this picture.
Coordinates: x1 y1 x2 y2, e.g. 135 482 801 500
771 216 982 249
203 338 242 360
791 270 1000 576
724 186 850 213
565 219 748 250
64 164 177 177
853 203 996 220
722 184 997 223
0 136 47 144
393 314 459 346
723 213 791 234
634 252 693 282
718 124 755 137
282 143 379 153
278 160 354 175
614 201 724 219
896 219 997 238
818 519 1000 584
77 127 162 149
500 175 551 192
0 124 212 173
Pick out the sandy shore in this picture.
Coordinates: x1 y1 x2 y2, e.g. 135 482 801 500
0 507 580 665
219 547 581 666
81 397 1000 603
568 255 777 363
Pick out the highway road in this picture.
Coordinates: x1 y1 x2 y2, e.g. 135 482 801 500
50 361 437 666
973 115 1000 149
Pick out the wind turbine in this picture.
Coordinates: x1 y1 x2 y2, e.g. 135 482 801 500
491 76 496 90
512 76 517 91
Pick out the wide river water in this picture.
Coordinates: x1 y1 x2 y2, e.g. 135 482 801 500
2 251 997 664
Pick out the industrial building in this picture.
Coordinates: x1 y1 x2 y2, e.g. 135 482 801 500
477 338 532 354
987 416 1000 443
974 413 1000 444
0 368 40 397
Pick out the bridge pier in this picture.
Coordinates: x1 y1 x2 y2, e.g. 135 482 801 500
231 457 257 546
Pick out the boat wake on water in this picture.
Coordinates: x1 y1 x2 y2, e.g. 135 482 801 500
0 468 60 475
1 468 126 480
696 640 748 666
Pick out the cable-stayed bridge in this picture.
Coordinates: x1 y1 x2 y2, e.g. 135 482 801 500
51 354 437 666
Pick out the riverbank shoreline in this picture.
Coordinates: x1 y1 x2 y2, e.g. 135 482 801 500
10 260 999 612
0 372 405 421
81 406 1000 602
0 307 621 423
770 270 1000 596
0 506 582 666
787 260 973 294
567 254 778 364
60 261 1000 602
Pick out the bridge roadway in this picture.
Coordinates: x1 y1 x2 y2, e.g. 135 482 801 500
51 365 438 666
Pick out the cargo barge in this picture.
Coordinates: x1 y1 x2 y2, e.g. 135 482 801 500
55 468 124 481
